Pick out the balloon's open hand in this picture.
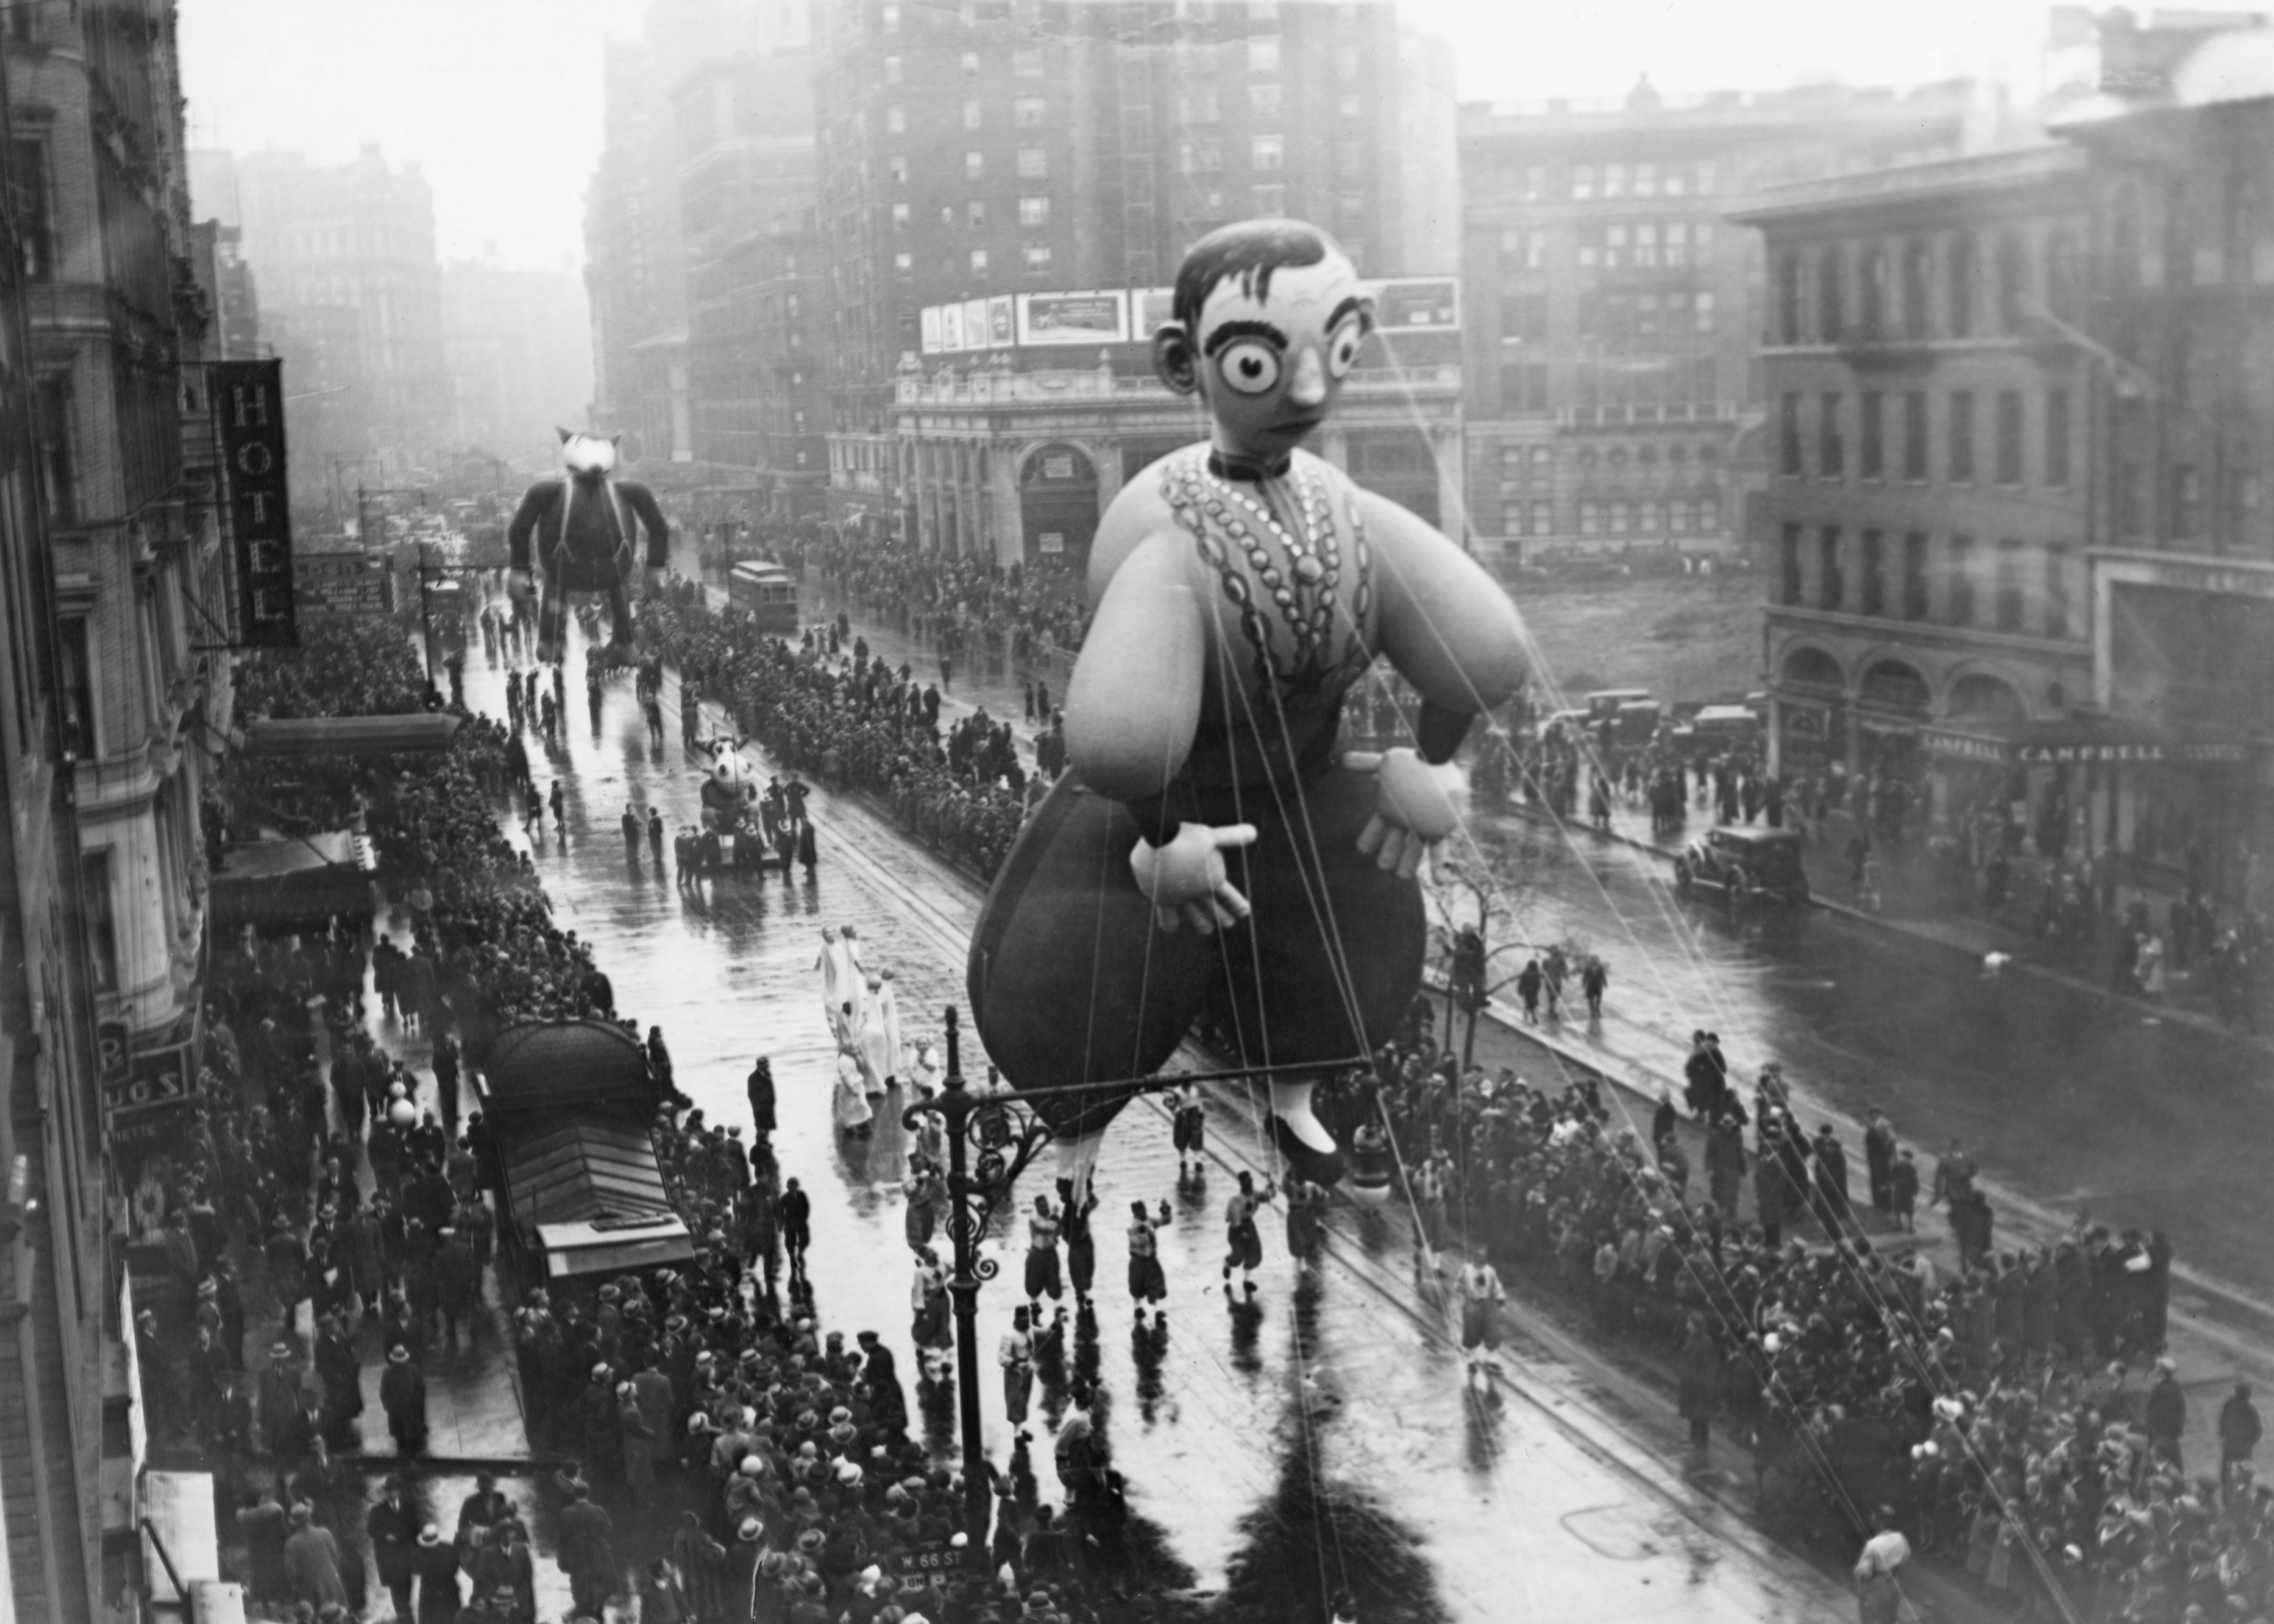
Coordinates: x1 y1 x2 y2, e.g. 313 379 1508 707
1346 748 1462 880
507 569 534 604
1130 823 1258 934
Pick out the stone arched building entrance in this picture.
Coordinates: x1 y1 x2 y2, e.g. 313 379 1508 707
1019 442 1100 578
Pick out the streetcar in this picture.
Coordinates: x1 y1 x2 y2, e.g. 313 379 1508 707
728 560 800 633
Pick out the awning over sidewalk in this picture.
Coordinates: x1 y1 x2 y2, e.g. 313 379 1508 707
234 713 463 758
1919 714 2256 768
209 830 376 930
498 1117 692 1279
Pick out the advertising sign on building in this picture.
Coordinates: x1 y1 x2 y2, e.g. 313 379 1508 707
988 295 1014 346
964 299 990 350
294 550 393 617
213 358 298 646
939 303 966 352
1018 290 1128 346
1372 277 1462 333
920 306 942 355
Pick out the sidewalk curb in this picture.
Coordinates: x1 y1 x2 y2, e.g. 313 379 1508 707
1499 799 2273 1062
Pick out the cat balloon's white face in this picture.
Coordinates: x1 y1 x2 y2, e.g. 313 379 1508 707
559 430 619 478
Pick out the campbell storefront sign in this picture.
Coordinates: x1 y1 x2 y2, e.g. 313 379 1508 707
2015 739 2249 766
1919 717 2253 769
1922 728 2010 764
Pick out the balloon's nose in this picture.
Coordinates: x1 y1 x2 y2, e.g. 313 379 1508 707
1288 347 1328 407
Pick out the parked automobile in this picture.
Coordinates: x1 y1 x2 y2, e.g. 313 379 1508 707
1672 825 1810 906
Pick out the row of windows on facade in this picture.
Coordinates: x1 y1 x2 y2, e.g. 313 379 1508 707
1499 441 1725 480
1488 158 1722 204
870 3 1359 55
880 43 1364 90
1501 288 1720 344
890 183 1362 235
1780 523 2073 640
1498 355 1724 413
868 128 1339 183
1499 492 1726 538
2106 178 2274 294
1779 387 2074 489
2111 458 2264 549
1500 221 1722 275
1775 229 2087 347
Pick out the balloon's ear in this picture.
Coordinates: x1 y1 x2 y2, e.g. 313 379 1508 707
1153 322 1199 397
609 434 623 449
557 426 574 445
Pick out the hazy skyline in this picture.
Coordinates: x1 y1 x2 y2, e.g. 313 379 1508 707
177 0 2134 274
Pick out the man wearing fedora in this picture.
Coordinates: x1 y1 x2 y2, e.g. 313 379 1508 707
368 1475 420 1621
411 1520 462 1623
258 1338 306 1457
313 1310 361 1447
381 1342 429 1457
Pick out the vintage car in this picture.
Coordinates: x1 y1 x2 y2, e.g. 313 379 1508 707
1671 824 1811 906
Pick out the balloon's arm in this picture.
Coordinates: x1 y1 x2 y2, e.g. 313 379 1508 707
1064 532 1206 844
1356 489 1528 762
622 482 673 568
505 481 556 575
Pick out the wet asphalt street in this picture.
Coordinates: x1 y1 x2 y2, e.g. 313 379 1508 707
461 619 1852 1624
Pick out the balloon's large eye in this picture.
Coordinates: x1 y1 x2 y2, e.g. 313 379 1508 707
1326 320 1365 379
1217 339 1281 396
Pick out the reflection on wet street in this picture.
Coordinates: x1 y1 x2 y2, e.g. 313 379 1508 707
461 618 1850 1621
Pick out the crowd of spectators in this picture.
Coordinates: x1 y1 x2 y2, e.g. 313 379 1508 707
780 529 1091 678
640 583 1041 881
507 1088 1140 1623
1296 1010 2272 1623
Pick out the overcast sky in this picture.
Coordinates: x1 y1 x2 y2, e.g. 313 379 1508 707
177 0 2083 273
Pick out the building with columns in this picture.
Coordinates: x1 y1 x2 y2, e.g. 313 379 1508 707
5 0 228 1615
890 284 1463 575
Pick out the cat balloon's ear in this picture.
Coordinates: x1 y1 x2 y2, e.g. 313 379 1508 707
557 426 575 445
1153 322 1200 397
609 434 624 449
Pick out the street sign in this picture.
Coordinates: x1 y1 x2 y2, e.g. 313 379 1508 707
894 1541 957 1577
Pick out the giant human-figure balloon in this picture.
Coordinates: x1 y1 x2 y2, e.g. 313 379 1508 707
507 429 672 665
968 220 1527 1198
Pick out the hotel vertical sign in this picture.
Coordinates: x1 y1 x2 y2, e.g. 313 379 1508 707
214 359 298 646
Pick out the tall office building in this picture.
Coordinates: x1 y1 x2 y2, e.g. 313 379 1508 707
673 46 828 511
812 0 1422 529
584 0 809 459
198 145 451 475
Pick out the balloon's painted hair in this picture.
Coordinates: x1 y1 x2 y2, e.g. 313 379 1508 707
1170 218 1336 331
